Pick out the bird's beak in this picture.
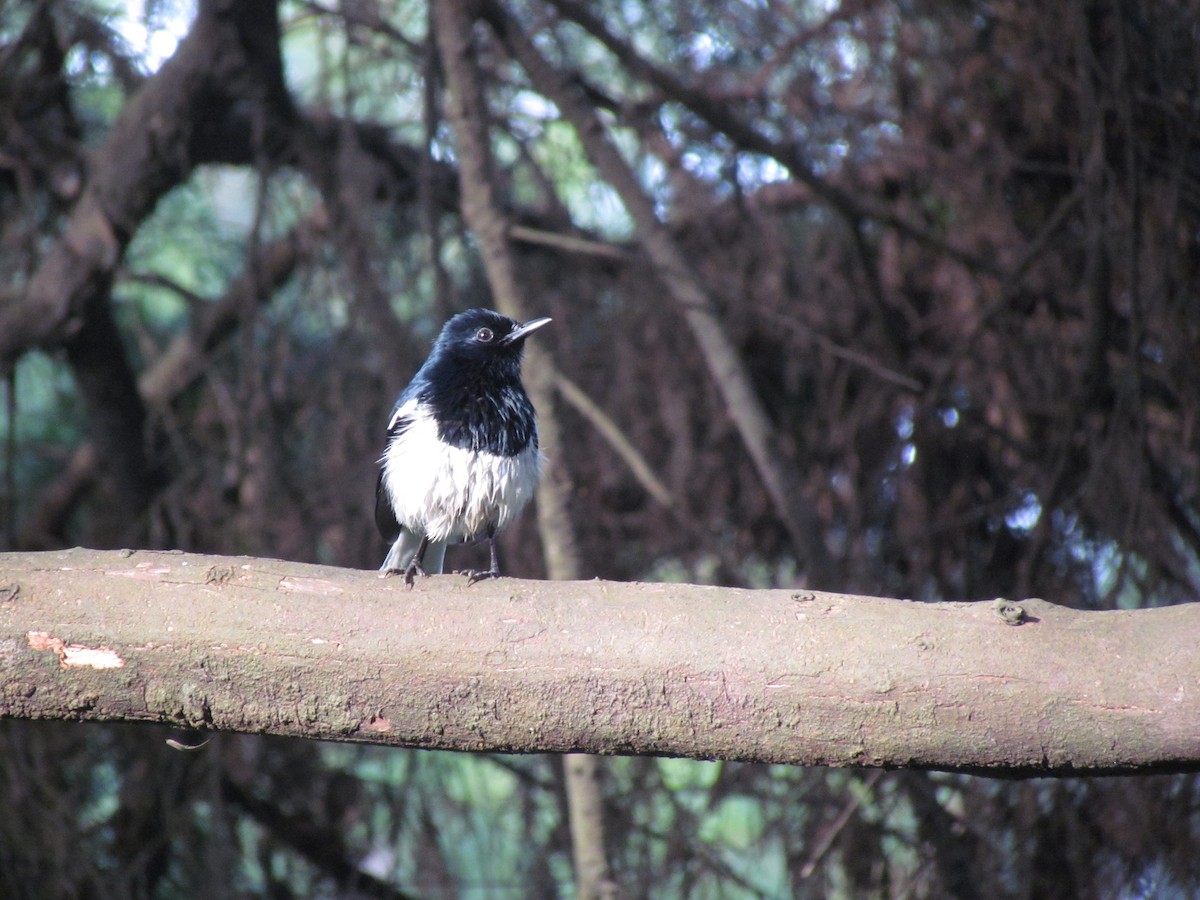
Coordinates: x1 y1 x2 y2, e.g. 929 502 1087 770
502 316 552 345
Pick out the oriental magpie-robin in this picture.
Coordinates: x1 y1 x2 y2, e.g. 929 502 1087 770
375 308 550 585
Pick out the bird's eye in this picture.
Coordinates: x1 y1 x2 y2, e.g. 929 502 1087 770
475 327 494 343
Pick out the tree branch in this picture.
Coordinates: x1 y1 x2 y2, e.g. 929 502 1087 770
0 0 295 366
0 0 296 525
553 372 675 510
2 548 1198 776
16 217 323 550
539 0 1000 276
221 770 418 900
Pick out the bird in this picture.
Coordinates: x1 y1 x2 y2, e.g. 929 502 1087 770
375 307 551 586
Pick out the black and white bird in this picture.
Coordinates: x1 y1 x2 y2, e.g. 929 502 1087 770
375 308 550 585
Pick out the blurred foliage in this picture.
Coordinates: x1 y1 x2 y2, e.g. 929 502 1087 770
2 0 1200 897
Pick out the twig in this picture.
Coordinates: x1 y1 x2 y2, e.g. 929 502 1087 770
509 224 635 261
554 372 675 509
799 769 885 879
761 309 923 392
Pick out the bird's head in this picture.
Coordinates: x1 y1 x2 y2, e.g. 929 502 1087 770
432 308 551 367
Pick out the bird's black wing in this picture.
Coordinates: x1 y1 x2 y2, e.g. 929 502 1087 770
374 468 400 542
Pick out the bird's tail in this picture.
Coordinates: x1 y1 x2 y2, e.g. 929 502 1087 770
380 530 447 574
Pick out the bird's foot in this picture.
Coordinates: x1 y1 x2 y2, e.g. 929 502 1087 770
458 567 501 585
384 562 428 588
403 561 429 588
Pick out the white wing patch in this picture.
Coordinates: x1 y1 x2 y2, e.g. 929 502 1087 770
387 395 420 432
380 405 542 543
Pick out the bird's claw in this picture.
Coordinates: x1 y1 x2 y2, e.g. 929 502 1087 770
385 562 427 588
459 568 501 585
403 564 427 592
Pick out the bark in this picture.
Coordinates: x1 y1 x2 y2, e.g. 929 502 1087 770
61 294 163 522
1 548 1198 776
562 753 618 900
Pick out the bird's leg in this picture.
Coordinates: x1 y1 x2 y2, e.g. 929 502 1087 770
403 534 431 588
462 529 502 584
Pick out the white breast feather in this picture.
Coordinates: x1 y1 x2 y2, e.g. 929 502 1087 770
381 405 542 543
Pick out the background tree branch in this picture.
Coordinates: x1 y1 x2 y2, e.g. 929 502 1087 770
3 548 1197 776
485 1 835 586
0 0 294 366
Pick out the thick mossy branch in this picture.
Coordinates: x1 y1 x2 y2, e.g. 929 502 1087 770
1 548 1197 775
